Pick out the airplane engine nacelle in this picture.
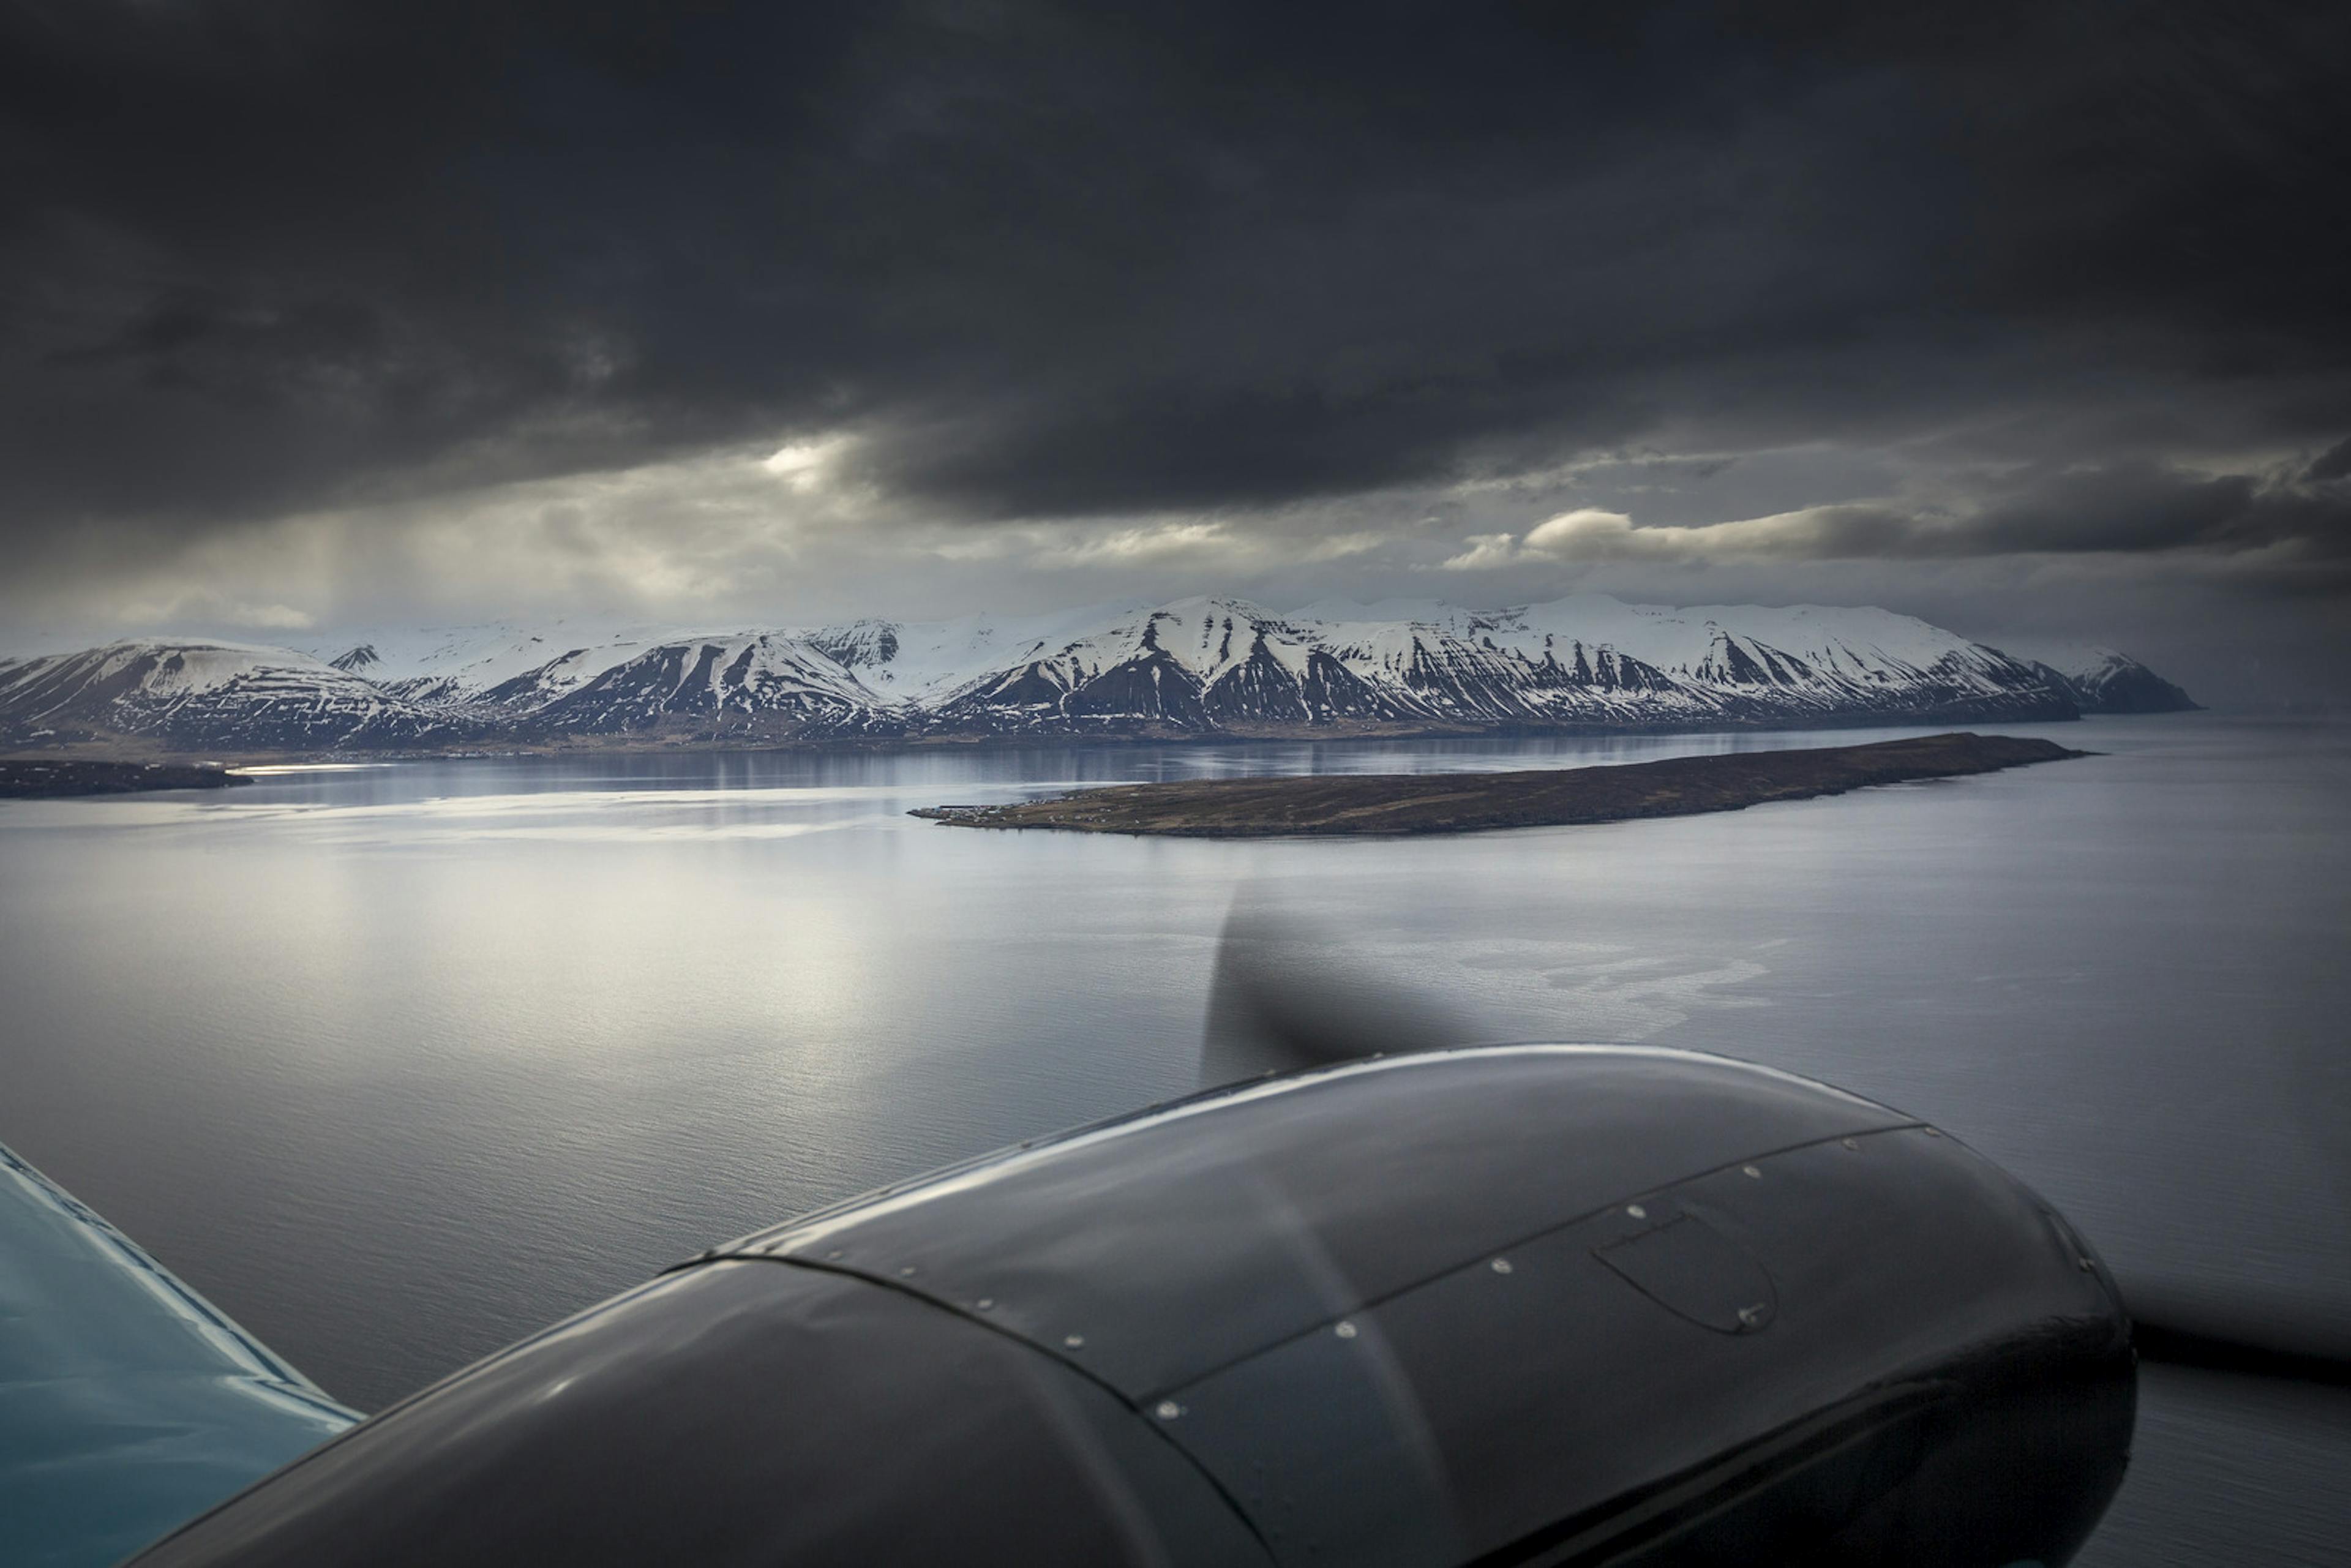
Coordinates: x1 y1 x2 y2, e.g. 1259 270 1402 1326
132 1046 2135 1567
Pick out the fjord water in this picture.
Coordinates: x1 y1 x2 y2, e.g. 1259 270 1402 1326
2 715 2344 1565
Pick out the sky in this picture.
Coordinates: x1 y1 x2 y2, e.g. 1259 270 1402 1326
4 1 2346 703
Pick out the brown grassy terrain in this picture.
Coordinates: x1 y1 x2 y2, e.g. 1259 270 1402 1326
911 732 2088 838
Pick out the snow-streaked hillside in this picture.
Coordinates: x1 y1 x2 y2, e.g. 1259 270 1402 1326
0 640 461 749
1993 639 2200 714
823 595 2080 735
307 620 688 706
518 631 885 736
312 623 892 737
0 593 2195 753
790 601 1155 705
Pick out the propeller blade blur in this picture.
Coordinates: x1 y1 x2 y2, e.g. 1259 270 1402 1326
2128 1286 2351 1389
1200 901 2351 1397
1199 898 1472 1089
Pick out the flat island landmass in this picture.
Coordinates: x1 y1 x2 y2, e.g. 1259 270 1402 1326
0 760 252 799
912 732 2088 838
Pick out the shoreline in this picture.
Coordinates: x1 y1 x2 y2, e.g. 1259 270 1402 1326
0 760 252 800
0 707 2099 770
910 732 2091 838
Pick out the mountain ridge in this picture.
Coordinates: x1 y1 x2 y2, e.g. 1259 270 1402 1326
1998 639 2203 715
0 594 2194 755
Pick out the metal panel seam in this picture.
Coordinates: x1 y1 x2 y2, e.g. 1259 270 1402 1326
1146 1121 1930 1403
717 1253 1278 1562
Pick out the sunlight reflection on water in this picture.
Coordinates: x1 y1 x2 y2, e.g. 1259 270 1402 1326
2 715 2344 1565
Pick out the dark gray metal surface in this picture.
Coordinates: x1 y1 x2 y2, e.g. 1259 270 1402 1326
130 1260 1273 1567
721 1046 1918 1397
127 1046 2134 1567
1156 1125 2131 1565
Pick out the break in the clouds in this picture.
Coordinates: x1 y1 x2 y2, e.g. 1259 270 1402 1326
3 0 2347 683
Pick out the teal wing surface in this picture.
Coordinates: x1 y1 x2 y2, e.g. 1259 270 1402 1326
0 1141 356 1568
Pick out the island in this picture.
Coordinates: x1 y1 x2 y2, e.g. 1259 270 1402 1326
0 760 252 799
912 732 2088 838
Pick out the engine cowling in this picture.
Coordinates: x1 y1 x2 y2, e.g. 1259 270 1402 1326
132 1046 2135 1567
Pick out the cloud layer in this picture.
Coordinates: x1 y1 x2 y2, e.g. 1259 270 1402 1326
3 0 2347 693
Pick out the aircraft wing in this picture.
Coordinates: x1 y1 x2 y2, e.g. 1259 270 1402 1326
0 1141 357 1568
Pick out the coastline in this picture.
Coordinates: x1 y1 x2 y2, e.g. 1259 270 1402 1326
0 703 2093 770
0 760 252 799
910 732 2090 838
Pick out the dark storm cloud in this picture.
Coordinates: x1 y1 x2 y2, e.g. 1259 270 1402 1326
2306 437 2351 484
1935 462 2349 559
1965 465 2259 555
3 0 2348 567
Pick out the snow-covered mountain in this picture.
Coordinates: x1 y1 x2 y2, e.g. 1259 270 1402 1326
1993 639 2200 715
792 602 1156 705
510 631 887 737
1 594 2195 754
804 595 2083 737
301 619 684 707
0 640 462 749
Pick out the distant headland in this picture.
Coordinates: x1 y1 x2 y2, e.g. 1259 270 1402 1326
912 732 2088 838
0 760 250 799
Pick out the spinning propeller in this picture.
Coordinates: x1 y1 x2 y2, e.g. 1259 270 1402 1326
1198 896 2351 1396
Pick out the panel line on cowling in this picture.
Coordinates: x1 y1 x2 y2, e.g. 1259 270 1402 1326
1144 1122 1929 1405
709 1253 1279 1562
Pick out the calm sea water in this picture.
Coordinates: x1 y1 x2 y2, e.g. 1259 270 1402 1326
2 715 2344 1564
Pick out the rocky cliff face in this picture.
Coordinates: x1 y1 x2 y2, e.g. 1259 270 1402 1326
2 594 2182 754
